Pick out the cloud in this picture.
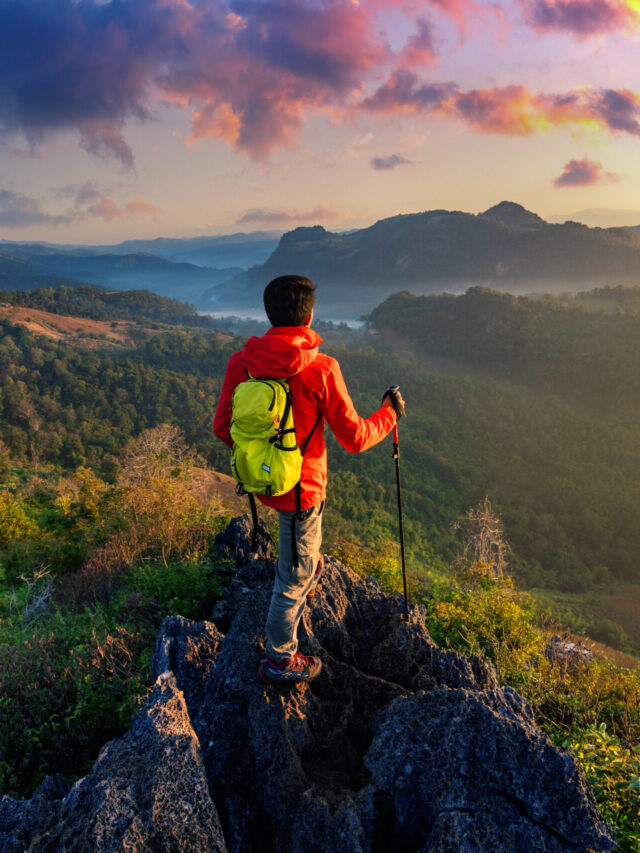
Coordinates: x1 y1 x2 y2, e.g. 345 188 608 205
371 154 413 170
399 17 438 67
527 0 639 36
0 185 161 227
0 188 72 227
553 157 620 187
82 197 163 221
0 0 635 165
361 73 640 139
54 181 103 206
362 71 457 114
236 205 339 225
370 0 480 31
0 0 388 163
0 0 157 166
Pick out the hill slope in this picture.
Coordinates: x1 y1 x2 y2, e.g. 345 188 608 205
211 202 640 315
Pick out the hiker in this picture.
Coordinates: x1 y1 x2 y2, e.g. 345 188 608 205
213 275 404 685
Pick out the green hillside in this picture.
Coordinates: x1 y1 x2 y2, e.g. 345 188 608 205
2 284 640 602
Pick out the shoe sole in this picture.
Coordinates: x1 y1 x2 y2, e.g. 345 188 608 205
257 662 322 686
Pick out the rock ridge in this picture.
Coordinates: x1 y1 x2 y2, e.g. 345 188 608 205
0 516 615 852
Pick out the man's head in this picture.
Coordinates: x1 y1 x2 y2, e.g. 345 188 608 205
263 275 316 327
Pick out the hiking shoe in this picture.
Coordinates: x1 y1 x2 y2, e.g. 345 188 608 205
258 651 322 685
306 555 324 599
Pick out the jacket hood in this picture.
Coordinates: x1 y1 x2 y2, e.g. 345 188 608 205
241 326 322 378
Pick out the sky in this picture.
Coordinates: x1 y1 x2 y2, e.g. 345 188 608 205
0 0 639 244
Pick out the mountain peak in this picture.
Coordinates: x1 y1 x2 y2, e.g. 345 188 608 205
480 201 546 229
279 225 329 246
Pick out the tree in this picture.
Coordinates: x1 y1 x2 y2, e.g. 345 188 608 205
453 496 510 579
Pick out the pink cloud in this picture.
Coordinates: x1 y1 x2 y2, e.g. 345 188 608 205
370 0 480 31
84 196 163 220
398 17 439 67
170 0 389 159
553 157 620 186
0 0 636 166
236 205 339 225
361 71 457 115
527 0 640 36
361 73 640 139
0 0 393 163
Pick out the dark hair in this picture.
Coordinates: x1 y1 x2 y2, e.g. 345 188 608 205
263 275 316 326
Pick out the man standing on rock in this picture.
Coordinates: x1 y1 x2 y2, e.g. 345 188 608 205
213 275 404 685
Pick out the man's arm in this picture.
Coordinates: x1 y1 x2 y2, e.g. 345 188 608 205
321 359 396 453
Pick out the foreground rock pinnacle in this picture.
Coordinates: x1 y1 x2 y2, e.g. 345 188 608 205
0 516 615 852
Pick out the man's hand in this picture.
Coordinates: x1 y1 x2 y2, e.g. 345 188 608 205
382 385 405 419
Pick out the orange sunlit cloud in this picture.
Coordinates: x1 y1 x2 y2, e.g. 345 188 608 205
362 73 640 139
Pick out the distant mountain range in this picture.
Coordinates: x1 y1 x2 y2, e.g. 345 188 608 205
209 202 640 315
547 208 640 228
0 230 281 269
0 246 231 304
0 231 280 306
72 231 281 269
4 204 640 316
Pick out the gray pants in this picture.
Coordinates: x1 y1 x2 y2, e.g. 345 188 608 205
265 503 323 663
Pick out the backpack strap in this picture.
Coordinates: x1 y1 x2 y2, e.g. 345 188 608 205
270 383 298 450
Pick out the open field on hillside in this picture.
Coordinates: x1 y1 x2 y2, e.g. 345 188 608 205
0 303 147 347
533 585 640 661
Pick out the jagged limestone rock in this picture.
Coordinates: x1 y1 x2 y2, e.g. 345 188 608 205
152 614 225 709
0 674 227 853
1 516 616 852
366 686 612 852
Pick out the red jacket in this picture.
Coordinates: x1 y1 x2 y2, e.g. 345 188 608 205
213 325 396 511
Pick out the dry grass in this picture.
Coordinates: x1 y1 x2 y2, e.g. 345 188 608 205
584 585 640 649
0 304 150 348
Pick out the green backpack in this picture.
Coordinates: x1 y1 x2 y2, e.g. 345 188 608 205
230 376 301 497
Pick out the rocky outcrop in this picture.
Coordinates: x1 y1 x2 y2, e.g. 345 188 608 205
1 516 615 852
0 673 226 852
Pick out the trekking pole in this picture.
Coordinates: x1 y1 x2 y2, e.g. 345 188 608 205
392 422 409 620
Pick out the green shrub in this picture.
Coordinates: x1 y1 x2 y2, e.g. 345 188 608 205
329 540 406 595
0 490 38 547
422 560 544 685
528 656 640 744
559 724 640 852
0 607 154 797
121 555 225 620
